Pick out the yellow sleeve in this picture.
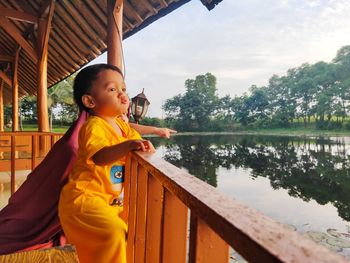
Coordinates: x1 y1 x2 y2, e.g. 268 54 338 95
79 120 110 164
116 118 142 140
127 126 142 140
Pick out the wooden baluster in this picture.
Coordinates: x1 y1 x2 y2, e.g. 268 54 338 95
120 154 132 222
126 158 138 263
161 189 188 263
145 175 164 263
10 135 15 194
50 134 55 148
46 135 50 154
189 211 229 263
31 135 37 170
189 210 198 262
134 165 149 262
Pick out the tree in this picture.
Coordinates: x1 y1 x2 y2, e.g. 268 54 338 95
20 95 37 122
163 73 220 131
231 95 250 126
47 73 78 129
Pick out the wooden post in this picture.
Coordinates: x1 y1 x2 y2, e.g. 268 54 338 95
10 135 16 194
36 0 54 132
12 47 20 132
36 20 49 132
107 0 123 70
0 79 3 131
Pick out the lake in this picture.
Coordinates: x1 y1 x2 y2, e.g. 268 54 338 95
149 134 350 260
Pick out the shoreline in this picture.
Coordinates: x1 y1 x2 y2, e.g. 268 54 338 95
145 129 350 138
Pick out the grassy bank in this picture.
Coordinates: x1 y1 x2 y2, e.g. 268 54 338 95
6 124 350 137
173 127 350 137
242 127 350 137
5 124 69 133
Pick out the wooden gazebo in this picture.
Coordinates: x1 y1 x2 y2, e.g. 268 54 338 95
0 0 221 132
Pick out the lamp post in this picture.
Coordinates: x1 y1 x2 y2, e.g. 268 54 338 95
131 89 150 123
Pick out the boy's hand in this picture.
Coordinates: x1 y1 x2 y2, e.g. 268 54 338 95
129 140 155 153
142 140 155 152
154 128 177 138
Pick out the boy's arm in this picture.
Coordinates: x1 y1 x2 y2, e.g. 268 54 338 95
129 123 177 138
92 140 154 166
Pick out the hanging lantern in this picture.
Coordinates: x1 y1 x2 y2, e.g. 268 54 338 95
131 89 150 123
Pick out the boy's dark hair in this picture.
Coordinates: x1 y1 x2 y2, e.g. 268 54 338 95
73 63 124 111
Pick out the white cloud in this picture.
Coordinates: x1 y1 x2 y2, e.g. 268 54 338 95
91 0 350 117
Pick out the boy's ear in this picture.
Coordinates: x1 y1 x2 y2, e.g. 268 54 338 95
82 94 95 109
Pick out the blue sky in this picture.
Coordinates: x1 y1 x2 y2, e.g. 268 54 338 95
90 0 350 117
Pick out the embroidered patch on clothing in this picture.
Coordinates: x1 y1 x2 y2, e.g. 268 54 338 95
110 165 125 184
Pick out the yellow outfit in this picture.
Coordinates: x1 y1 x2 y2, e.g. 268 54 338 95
58 116 141 263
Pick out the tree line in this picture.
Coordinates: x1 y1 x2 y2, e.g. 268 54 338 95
4 45 350 132
163 45 350 131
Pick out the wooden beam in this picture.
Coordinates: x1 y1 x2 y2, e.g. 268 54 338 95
0 16 38 63
0 54 14 62
159 0 169 8
107 0 124 70
39 0 52 18
36 0 54 132
0 70 11 86
138 0 157 13
37 1 55 57
0 80 4 131
12 47 20 132
0 6 38 24
124 1 143 24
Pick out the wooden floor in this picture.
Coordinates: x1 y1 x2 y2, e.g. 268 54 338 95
0 245 79 262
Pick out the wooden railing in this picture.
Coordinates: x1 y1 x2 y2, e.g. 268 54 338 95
123 152 349 263
0 132 63 194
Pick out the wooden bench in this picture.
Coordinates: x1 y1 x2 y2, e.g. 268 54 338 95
0 245 79 262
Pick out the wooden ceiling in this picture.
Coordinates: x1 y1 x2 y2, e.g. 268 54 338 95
0 0 222 104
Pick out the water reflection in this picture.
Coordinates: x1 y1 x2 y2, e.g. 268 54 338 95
151 135 350 222
149 134 350 259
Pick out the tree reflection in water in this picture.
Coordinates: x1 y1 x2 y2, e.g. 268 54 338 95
150 135 350 222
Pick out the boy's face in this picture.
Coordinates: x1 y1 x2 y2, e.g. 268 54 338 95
82 69 129 117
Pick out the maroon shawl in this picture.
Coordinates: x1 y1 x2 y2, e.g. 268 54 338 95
0 111 88 255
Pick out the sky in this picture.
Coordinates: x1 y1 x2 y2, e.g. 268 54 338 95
89 0 350 117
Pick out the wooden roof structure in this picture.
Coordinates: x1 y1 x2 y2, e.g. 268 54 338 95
0 0 222 104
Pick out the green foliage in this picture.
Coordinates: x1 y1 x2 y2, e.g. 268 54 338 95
4 73 79 130
163 45 350 131
163 73 222 131
4 105 12 127
47 73 78 130
20 95 37 122
138 117 166 127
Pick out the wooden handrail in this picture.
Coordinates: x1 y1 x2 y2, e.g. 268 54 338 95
0 131 60 135
123 151 349 263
